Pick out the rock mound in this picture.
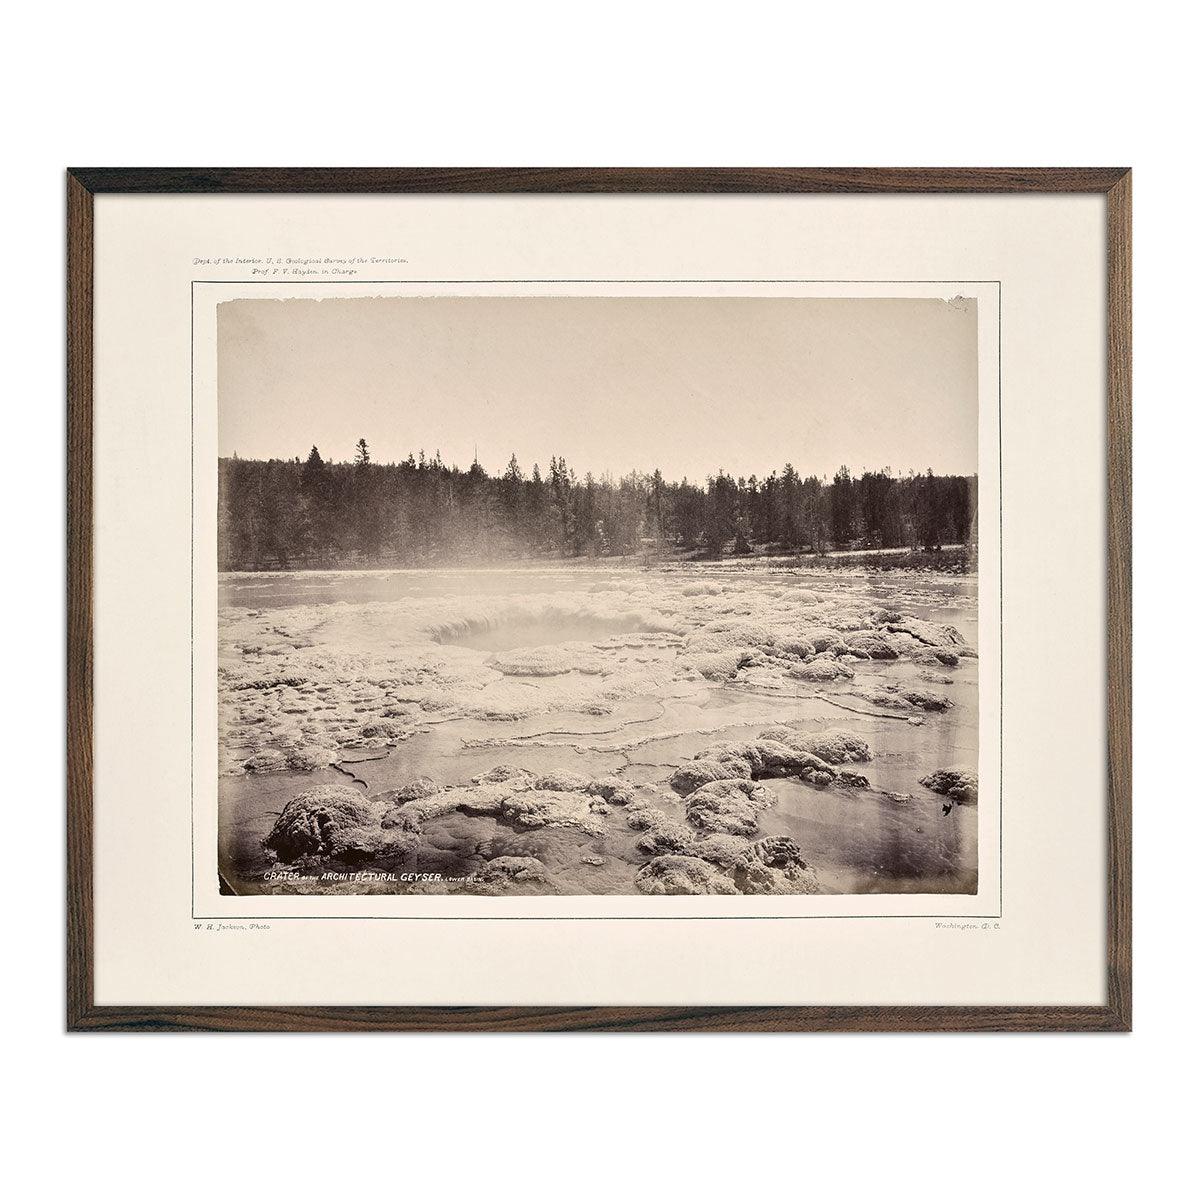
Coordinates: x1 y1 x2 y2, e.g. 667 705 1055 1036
669 756 752 795
732 837 820 895
379 776 439 804
845 631 900 660
690 834 751 869
636 818 697 856
670 729 872 797
471 764 536 786
635 855 738 895
480 856 550 886
760 727 872 765
920 769 979 803
855 685 954 713
264 786 380 862
685 778 776 835
500 790 609 836
883 617 975 656
533 769 593 792
789 659 854 683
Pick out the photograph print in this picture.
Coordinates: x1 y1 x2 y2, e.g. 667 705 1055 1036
216 294 981 899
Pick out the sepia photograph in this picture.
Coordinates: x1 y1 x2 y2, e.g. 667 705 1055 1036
215 294 981 899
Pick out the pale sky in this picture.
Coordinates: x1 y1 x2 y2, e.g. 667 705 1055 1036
217 296 978 482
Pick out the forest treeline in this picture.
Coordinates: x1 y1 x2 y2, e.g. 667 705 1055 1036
218 441 977 570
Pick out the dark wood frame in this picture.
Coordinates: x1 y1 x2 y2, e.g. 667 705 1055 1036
66 168 1132 1032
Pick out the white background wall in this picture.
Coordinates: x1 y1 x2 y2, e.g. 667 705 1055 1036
4 4 1189 1196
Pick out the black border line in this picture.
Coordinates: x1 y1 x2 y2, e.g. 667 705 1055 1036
193 279 1002 923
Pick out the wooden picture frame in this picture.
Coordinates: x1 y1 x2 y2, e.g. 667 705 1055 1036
66 167 1131 1032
